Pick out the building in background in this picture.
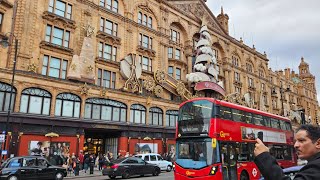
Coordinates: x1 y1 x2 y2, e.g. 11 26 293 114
0 0 318 158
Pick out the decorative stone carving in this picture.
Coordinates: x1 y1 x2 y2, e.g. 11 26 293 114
80 83 90 95
42 11 76 30
154 85 163 98
100 88 108 97
154 70 166 84
27 62 38 73
143 76 156 92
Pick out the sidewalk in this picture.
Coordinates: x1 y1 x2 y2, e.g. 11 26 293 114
65 168 103 179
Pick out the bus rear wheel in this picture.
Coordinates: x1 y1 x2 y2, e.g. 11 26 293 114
240 171 249 180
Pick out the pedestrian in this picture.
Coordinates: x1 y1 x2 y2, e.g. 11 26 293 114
83 155 89 173
254 124 320 180
79 150 84 170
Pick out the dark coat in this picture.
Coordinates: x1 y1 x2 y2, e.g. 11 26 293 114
254 152 320 180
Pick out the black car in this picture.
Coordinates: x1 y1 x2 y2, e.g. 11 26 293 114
0 156 67 180
102 157 161 179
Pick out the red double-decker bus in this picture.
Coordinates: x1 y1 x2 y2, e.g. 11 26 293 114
174 98 297 180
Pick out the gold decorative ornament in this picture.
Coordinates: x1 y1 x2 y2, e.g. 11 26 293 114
146 96 152 105
87 65 94 73
82 24 95 37
80 83 90 95
100 88 107 97
27 62 38 73
154 70 166 84
70 63 77 71
154 85 163 97
143 76 156 91
176 81 186 97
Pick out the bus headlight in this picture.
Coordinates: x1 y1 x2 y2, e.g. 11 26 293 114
209 166 219 175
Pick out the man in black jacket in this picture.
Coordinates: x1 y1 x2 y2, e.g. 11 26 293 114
254 124 320 180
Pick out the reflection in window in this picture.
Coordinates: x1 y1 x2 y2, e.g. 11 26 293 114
55 93 81 118
100 0 118 13
20 88 51 115
149 107 163 126
130 104 146 124
84 98 126 121
0 82 16 112
45 25 70 47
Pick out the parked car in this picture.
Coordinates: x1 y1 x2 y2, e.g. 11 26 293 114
102 157 160 179
259 165 304 180
0 156 67 180
134 153 173 172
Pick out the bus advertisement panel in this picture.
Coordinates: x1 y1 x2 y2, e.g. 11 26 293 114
174 98 296 180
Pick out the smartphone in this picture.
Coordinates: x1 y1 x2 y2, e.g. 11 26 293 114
258 131 264 142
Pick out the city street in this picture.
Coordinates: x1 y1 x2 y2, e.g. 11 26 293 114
69 171 173 180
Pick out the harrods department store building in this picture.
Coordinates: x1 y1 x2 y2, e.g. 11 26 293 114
0 0 319 158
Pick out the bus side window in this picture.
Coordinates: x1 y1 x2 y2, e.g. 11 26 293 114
264 116 271 127
271 118 280 129
280 121 287 130
285 122 292 131
232 109 242 122
253 114 264 126
245 112 253 124
237 143 249 162
223 107 232 120
219 106 225 119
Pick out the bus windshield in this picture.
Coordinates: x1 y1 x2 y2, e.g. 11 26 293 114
178 100 213 135
175 138 220 169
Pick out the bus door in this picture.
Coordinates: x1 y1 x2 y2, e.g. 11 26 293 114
221 142 238 180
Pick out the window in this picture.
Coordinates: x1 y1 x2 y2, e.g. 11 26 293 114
138 55 152 71
48 0 72 19
97 69 116 89
175 49 181 60
98 42 117 61
261 83 265 91
232 109 243 122
55 93 81 118
20 88 51 115
0 13 3 31
37 158 48 167
100 18 118 36
8 158 22 168
149 107 163 126
168 47 173 58
235 87 241 93
252 114 264 126
138 12 142 24
42 55 68 79
259 69 265 78
84 98 126 121
168 66 173 77
176 68 181 80
148 17 152 28
212 48 218 61
130 104 146 124
100 0 118 13
139 34 152 49
166 110 178 127
219 106 232 120
248 78 254 87
0 82 16 112
234 72 240 82
246 63 253 73
45 25 70 48
170 29 180 43
232 56 239 67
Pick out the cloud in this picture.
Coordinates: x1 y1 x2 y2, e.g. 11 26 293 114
207 0 320 103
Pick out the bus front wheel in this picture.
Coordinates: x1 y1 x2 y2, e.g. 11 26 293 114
240 171 249 180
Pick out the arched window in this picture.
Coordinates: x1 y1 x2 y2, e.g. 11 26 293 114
0 82 16 112
138 12 142 24
149 107 163 126
112 0 118 12
232 55 240 67
130 104 146 124
84 98 126 121
148 17 152 28
246 63 253 73
166 110 178 127
20 88 51 115
55 93 81 118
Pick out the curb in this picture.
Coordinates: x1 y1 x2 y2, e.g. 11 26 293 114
65 174 102 179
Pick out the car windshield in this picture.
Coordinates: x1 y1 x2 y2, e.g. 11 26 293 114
176 138 220 169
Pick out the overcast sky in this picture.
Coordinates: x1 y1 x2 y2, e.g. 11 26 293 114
206 0 320 103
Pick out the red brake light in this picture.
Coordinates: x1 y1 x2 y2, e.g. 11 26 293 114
111 164 119 169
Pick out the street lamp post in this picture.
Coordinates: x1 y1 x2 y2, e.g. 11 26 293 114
279 83 290 116
1 33 18 158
